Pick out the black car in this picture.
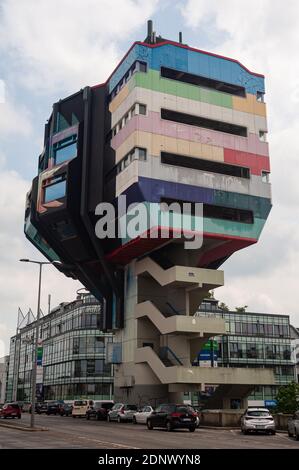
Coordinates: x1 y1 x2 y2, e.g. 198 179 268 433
147 404 197 432
29 402 48 414
46 401 64 415
86 401 114 421
59 403 73 416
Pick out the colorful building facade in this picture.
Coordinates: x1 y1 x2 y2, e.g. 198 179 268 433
24 22 274 407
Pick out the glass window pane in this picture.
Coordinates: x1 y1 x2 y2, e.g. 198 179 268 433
55 142 77 165
138 148 147 161
44 180 66 203
139 104 146 115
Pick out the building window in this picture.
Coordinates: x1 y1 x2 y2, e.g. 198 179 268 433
106 147 147 181
161 151 250 179
160 66 246 98
160 198 254 224
204 204 254 224
262 171 270 183
108 103 147 140
161 108 248 137
259 130 267 142
109 61 147 101
44 177 66 203
138 104 147 115
256 91 265 102
53 135 77 165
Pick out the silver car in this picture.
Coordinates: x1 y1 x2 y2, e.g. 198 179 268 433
241 408 276 435
287 411 299 440
107 403 138 423
133 405 154 424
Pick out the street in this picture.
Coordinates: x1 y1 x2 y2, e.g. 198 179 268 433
0 414 298 449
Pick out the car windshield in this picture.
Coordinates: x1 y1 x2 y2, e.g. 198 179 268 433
126 405 137 410
101 403 114 410
74 401 87 406
247 411 270 417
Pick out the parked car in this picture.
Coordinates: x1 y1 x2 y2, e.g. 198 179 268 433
287 411 299 440
146 404 197 432
72 400 88 418
36 402 49 414
107 403 138 422
0 403 21 419
59 403 73 417
241 408 276 435
192 408 201 428
86 400 114 421
133 405 154 424
46 401 64 415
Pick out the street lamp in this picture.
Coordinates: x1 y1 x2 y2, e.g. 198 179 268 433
19 258 66 428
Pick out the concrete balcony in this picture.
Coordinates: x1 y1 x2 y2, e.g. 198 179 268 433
135 346 275 386
135 257 224 289
135 300 226 336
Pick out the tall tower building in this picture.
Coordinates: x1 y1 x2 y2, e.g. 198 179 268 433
24 21 274 407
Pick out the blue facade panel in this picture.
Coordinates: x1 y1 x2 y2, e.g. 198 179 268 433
120 177 272 220
108 43 265 95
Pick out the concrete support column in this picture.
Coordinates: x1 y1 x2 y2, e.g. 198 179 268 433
168 391 184 403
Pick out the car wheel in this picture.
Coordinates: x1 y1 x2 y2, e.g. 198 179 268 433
189 426 196 432
166 421 173 432
107 415 111 422
242 429 248 435
117 416 121 423
86 414 90 420
271 431 276 435
18 415 21 419
295 428 299 441
147 420 153 430
133 416 137 424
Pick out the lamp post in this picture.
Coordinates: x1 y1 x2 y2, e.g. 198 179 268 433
19 258 66 428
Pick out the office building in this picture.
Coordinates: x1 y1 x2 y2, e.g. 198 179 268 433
6 294 113 402
24 21 274 407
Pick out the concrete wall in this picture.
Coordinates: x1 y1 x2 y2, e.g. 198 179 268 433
200 411 293 430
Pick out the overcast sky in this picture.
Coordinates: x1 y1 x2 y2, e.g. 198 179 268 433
0 0 298 355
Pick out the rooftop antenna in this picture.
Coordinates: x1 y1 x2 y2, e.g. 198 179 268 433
179 32 183 43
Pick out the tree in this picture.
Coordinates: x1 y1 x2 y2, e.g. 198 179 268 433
219 302 229 312
206 290 215 299
275 382 299 414
235 305 248 313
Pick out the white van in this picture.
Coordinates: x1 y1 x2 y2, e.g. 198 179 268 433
72 399 88 418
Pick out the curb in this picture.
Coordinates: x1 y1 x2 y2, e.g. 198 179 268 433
0 422 48 432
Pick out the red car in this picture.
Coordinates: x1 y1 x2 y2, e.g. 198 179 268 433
0 403 21 419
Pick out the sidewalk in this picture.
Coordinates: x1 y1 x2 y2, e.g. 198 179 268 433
0 420 48 432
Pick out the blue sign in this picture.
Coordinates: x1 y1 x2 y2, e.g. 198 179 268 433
265 400 277 407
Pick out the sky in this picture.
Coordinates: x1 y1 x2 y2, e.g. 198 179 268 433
0 0 299 354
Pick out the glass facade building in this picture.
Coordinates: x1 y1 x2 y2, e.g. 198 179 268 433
6 294 113 402
192 299 295 405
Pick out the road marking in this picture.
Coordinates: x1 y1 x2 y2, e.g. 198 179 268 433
47 429 140 449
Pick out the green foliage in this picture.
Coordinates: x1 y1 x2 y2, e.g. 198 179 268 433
235 305 248 313
206 290 215 299
219 302 229 312
275 382 299 414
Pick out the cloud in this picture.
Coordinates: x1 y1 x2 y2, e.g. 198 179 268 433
0 0 159 94
0 158 82 354
181 0 299 324
0 80 5 103
0 99 32 138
